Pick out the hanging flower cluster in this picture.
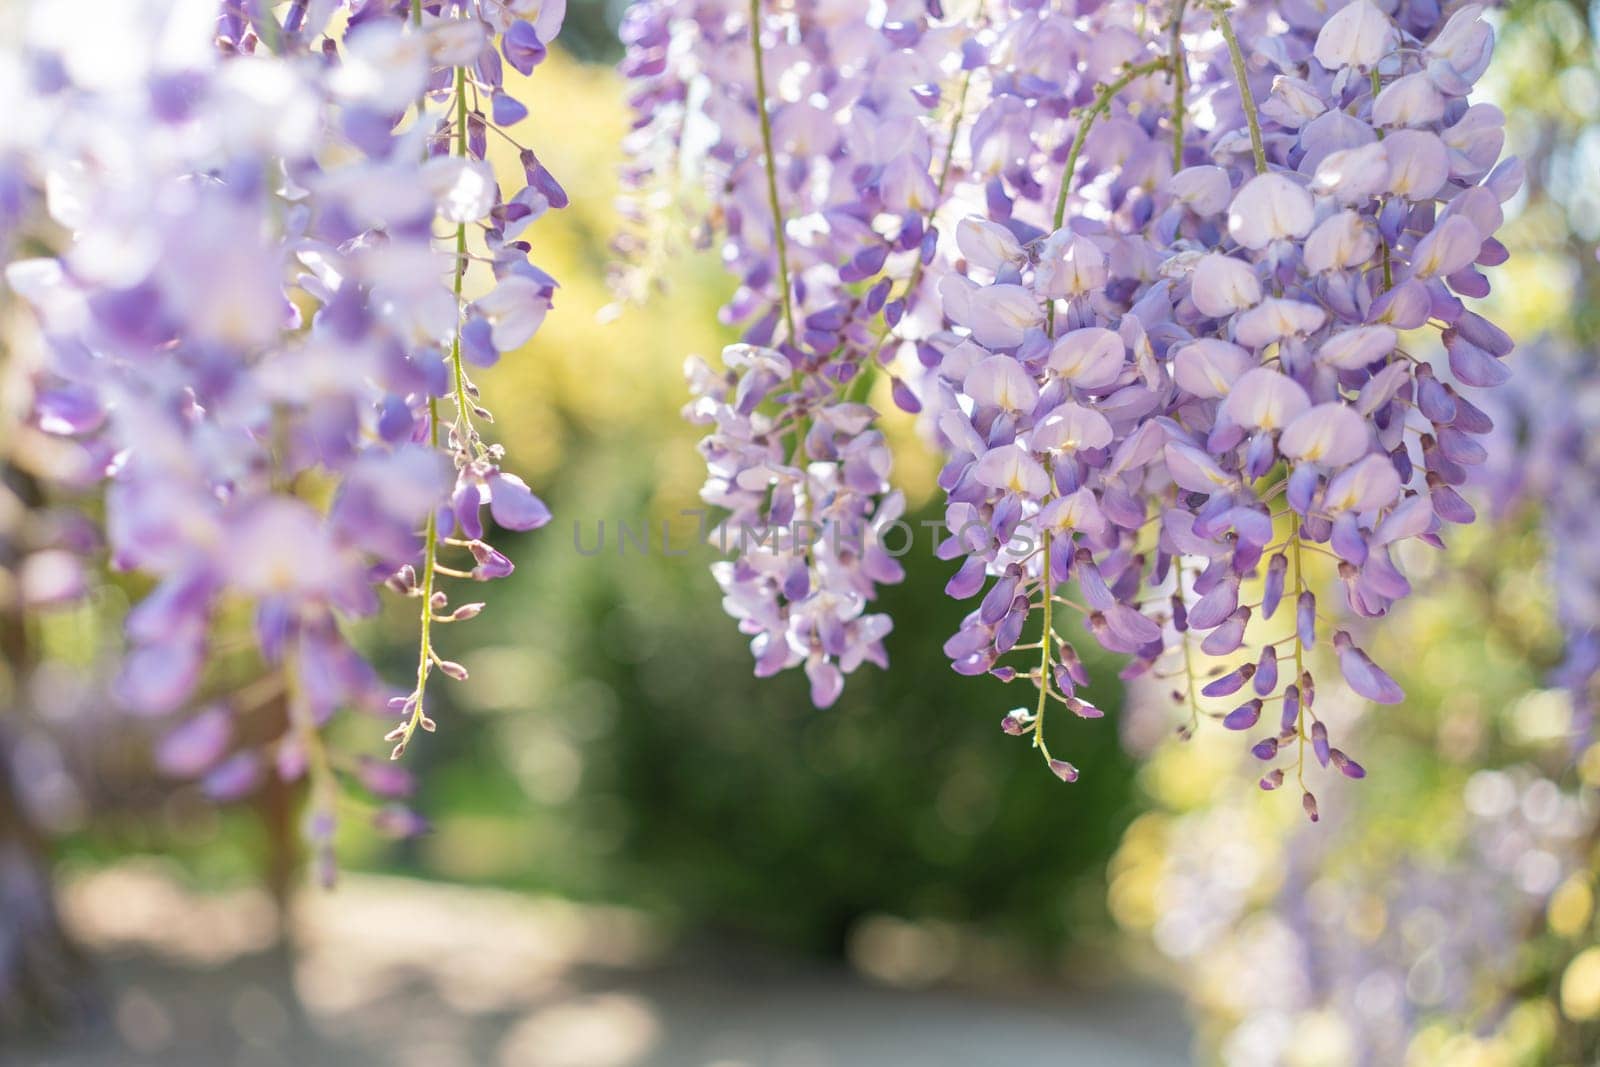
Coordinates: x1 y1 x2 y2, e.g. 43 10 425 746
625 0 1521 811
4 0 564 879
622 0 980 705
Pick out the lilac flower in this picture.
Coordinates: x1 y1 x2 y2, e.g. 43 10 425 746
155 706 234 780
1227 174 1315 249
1313 0 1397 70
629 0 980 705
629 0 1520 802
6 0 567 878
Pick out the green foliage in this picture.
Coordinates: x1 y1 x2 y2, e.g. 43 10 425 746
381 457 1139 956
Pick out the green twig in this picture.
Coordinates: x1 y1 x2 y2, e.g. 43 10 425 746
1052 58 1172 230
1169 0 1190 172
748 0 796 342
1213 4 1267 175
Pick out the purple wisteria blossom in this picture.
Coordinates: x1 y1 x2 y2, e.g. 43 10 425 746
626 0 976 705
932 0 1515 808
630 0 1521 810
4 0 564 880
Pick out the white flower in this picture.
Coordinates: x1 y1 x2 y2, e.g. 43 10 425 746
1313 0 1397 70
474 274 553 351
1227 174 1315 250
422 157 498 224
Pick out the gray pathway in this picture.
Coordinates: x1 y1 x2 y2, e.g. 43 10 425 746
3 864 1193 1067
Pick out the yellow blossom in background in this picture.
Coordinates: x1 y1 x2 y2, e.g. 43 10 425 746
1561 946 1600 1022
1548 875 1594 940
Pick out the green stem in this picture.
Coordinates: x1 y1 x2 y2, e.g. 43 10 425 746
1169 0 1189 173
1032 539 1055 759
747 0 812 474
1030 60 1169 732
748 0 796 342
448 69 475 445
1213 4 1267 176
1371 69 1393 292
1052 58 1171 231
253 3 283 53
398 63 472 759
933 74 972 207
1047 58 1168 333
